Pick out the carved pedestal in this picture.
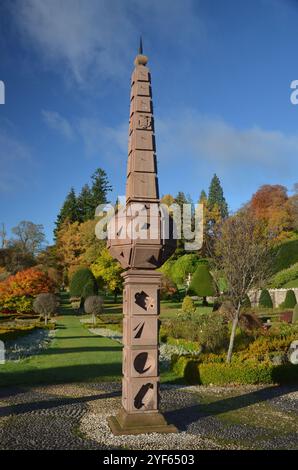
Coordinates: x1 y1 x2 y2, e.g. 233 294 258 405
107 270 177 435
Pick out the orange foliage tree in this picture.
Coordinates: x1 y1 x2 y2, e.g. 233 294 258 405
0 268 55 313
249 185 294 242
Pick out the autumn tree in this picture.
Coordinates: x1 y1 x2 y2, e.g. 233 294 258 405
91 247 123 301
210 212 273 363
248 185 294 241
55 219 105 280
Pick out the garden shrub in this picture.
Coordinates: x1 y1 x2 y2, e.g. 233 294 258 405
239 311 263 332
259 289 273 308
171 354 191 377
188 263 215 304
33 293 58 321
160 274 179 300
184 360 292 385
171 254 200 286
281 289 297 309
69 268 98 299
162 312 228 352
0 268 55 313
195 312 228 353
293 304 298 324
84 296 103 315
181 296 196 316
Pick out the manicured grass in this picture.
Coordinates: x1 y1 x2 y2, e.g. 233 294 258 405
0 293 182 388
0 294 122 387
160 300 213 319
283 278 298 288
101 297 213 320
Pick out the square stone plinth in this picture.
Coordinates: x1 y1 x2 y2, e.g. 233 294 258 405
107 407 177 436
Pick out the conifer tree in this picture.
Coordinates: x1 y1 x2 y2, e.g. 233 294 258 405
77 184 94 222
208 174 228 218
54 188 79 238
90 168 112 214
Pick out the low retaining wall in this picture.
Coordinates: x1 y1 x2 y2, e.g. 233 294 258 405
249 288 298 308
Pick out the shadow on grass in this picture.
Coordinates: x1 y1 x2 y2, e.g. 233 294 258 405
164 384 298 431
0 389 122 418
39 346 122 355
0 362 122 388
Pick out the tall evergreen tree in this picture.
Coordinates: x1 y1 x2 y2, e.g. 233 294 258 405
208 174 228 218
90 168 112 214
77 184 94 222
54 188 79 238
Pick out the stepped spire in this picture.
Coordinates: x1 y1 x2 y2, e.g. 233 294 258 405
139 36 143 55
127 41 157 203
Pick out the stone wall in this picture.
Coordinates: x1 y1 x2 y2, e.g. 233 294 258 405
249 288 298 308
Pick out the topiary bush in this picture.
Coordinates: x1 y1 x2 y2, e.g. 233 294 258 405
293 304 298 324
181 296 196 316
188 263 215 305
69 268 98 299
259 289 273 309
281 289 297 309
33 293 58 325
84 295 103 325
171 254 200 286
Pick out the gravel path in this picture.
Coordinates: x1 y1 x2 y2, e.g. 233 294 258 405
0 382 297 450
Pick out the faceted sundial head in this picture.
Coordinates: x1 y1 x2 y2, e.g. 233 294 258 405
107 203 176 270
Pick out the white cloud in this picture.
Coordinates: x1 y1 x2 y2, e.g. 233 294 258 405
78 117 127 160
11 0 202 86
156 110 298 177
42 110 74 140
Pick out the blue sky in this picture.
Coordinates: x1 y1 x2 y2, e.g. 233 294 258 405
1 0 298 244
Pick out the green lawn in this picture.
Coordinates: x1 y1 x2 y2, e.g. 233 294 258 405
0 294 182 388
0 294 122 387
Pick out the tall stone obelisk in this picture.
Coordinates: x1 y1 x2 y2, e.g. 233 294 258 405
107 40 177 435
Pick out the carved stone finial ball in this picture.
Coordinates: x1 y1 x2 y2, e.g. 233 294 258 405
134 54 148 66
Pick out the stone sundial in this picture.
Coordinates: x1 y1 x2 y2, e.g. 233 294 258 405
107 38 177 435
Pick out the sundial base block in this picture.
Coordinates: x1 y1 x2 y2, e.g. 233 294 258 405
107 407 178 436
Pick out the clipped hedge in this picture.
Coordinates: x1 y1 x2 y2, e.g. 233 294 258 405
281 289 297 309
183 360 298 385
259 289 273 308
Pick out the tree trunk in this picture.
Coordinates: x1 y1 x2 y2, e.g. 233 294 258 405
226 306 240 363
45 315 48 326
